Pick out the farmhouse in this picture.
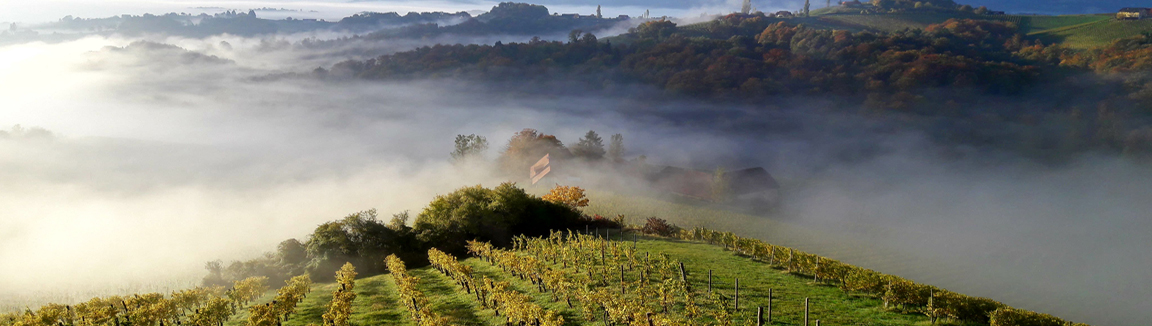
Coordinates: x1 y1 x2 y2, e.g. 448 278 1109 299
1117 8 1150 20
646 166 781 206
773 11 795 18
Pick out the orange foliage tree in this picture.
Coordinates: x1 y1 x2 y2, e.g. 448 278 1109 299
542 185 590 209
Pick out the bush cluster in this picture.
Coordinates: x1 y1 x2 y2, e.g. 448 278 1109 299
204 183 593 284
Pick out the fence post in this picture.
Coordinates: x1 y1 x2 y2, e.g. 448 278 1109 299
804 297 809 326
621 265 626 295
814 258 820 282
734 278 739 311
757 306 763 326
678 262 687 283
767 288 772 324
708 270 712 293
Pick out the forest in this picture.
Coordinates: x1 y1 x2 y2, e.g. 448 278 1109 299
327 12 1152 162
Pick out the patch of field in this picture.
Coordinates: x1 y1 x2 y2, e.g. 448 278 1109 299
1032 18 1152 49
1020 14 1112 33
817 12 968 32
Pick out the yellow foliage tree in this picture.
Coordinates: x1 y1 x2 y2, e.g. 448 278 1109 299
542 185 589 208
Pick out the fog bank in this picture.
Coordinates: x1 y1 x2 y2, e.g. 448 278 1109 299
1 29 1149 326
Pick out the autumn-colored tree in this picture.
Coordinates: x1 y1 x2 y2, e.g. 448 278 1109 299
498 128 568 176
542 185 590 209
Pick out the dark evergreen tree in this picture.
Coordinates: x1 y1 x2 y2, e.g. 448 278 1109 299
573 130 606 160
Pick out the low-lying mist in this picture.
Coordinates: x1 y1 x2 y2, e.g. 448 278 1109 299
0 30 1148 326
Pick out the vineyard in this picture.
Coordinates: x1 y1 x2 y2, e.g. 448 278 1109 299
2 228 1087 326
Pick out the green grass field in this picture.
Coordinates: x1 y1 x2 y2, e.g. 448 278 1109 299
239 236 940 326
1031 18 1152 49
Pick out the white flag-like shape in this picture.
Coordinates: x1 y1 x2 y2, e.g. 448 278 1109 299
530 154 551 185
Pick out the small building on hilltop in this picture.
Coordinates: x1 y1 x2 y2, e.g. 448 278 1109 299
1117 8 1150 20
646 166 781 207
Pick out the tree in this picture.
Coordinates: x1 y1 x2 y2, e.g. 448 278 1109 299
572 130 606 160
596 5 603 18
497 128 568 176
542 185 590 208
974 6 989 15
277 239 307 266
304 210 397 278
203 260 226 286
804 0 811 17
569 29 585 43
607 133 625 163
413 183 583 254
741 0 752 14
451 134 488 163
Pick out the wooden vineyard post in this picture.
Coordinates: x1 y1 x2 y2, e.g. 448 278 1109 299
734 278 739 311
708 270 712 293
804 297 809 326
621 265 626 295
767 288 772 324
633 233 638 249
757 306 763 326
815 320 820 326
678 262 687 283
814 258 820 282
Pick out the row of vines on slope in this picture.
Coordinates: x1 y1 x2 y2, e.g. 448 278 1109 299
0 277 270 326
247 274 312 326
469 233 745 326
428 247 564 326
383 255 450 326
676 227 1088 326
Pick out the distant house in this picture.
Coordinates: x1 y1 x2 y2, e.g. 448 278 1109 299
647 166 781 206
617 14 630 19
774 11 795 18
840 0 864 8
560 13 580 18
1117 8 1150 20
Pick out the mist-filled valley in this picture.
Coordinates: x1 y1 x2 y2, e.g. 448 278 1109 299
3 1 1152 326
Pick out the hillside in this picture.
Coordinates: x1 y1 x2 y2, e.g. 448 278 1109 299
1030 17 1152 49
738 9 1116 46
249 237 940 325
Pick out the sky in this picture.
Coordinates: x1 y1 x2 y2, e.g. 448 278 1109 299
1 0 1135 26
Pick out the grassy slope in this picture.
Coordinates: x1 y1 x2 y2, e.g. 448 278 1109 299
267 237 936 326
1031 17 1152 49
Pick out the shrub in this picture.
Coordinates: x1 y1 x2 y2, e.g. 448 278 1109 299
413 182 584 255
641 217 681 237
